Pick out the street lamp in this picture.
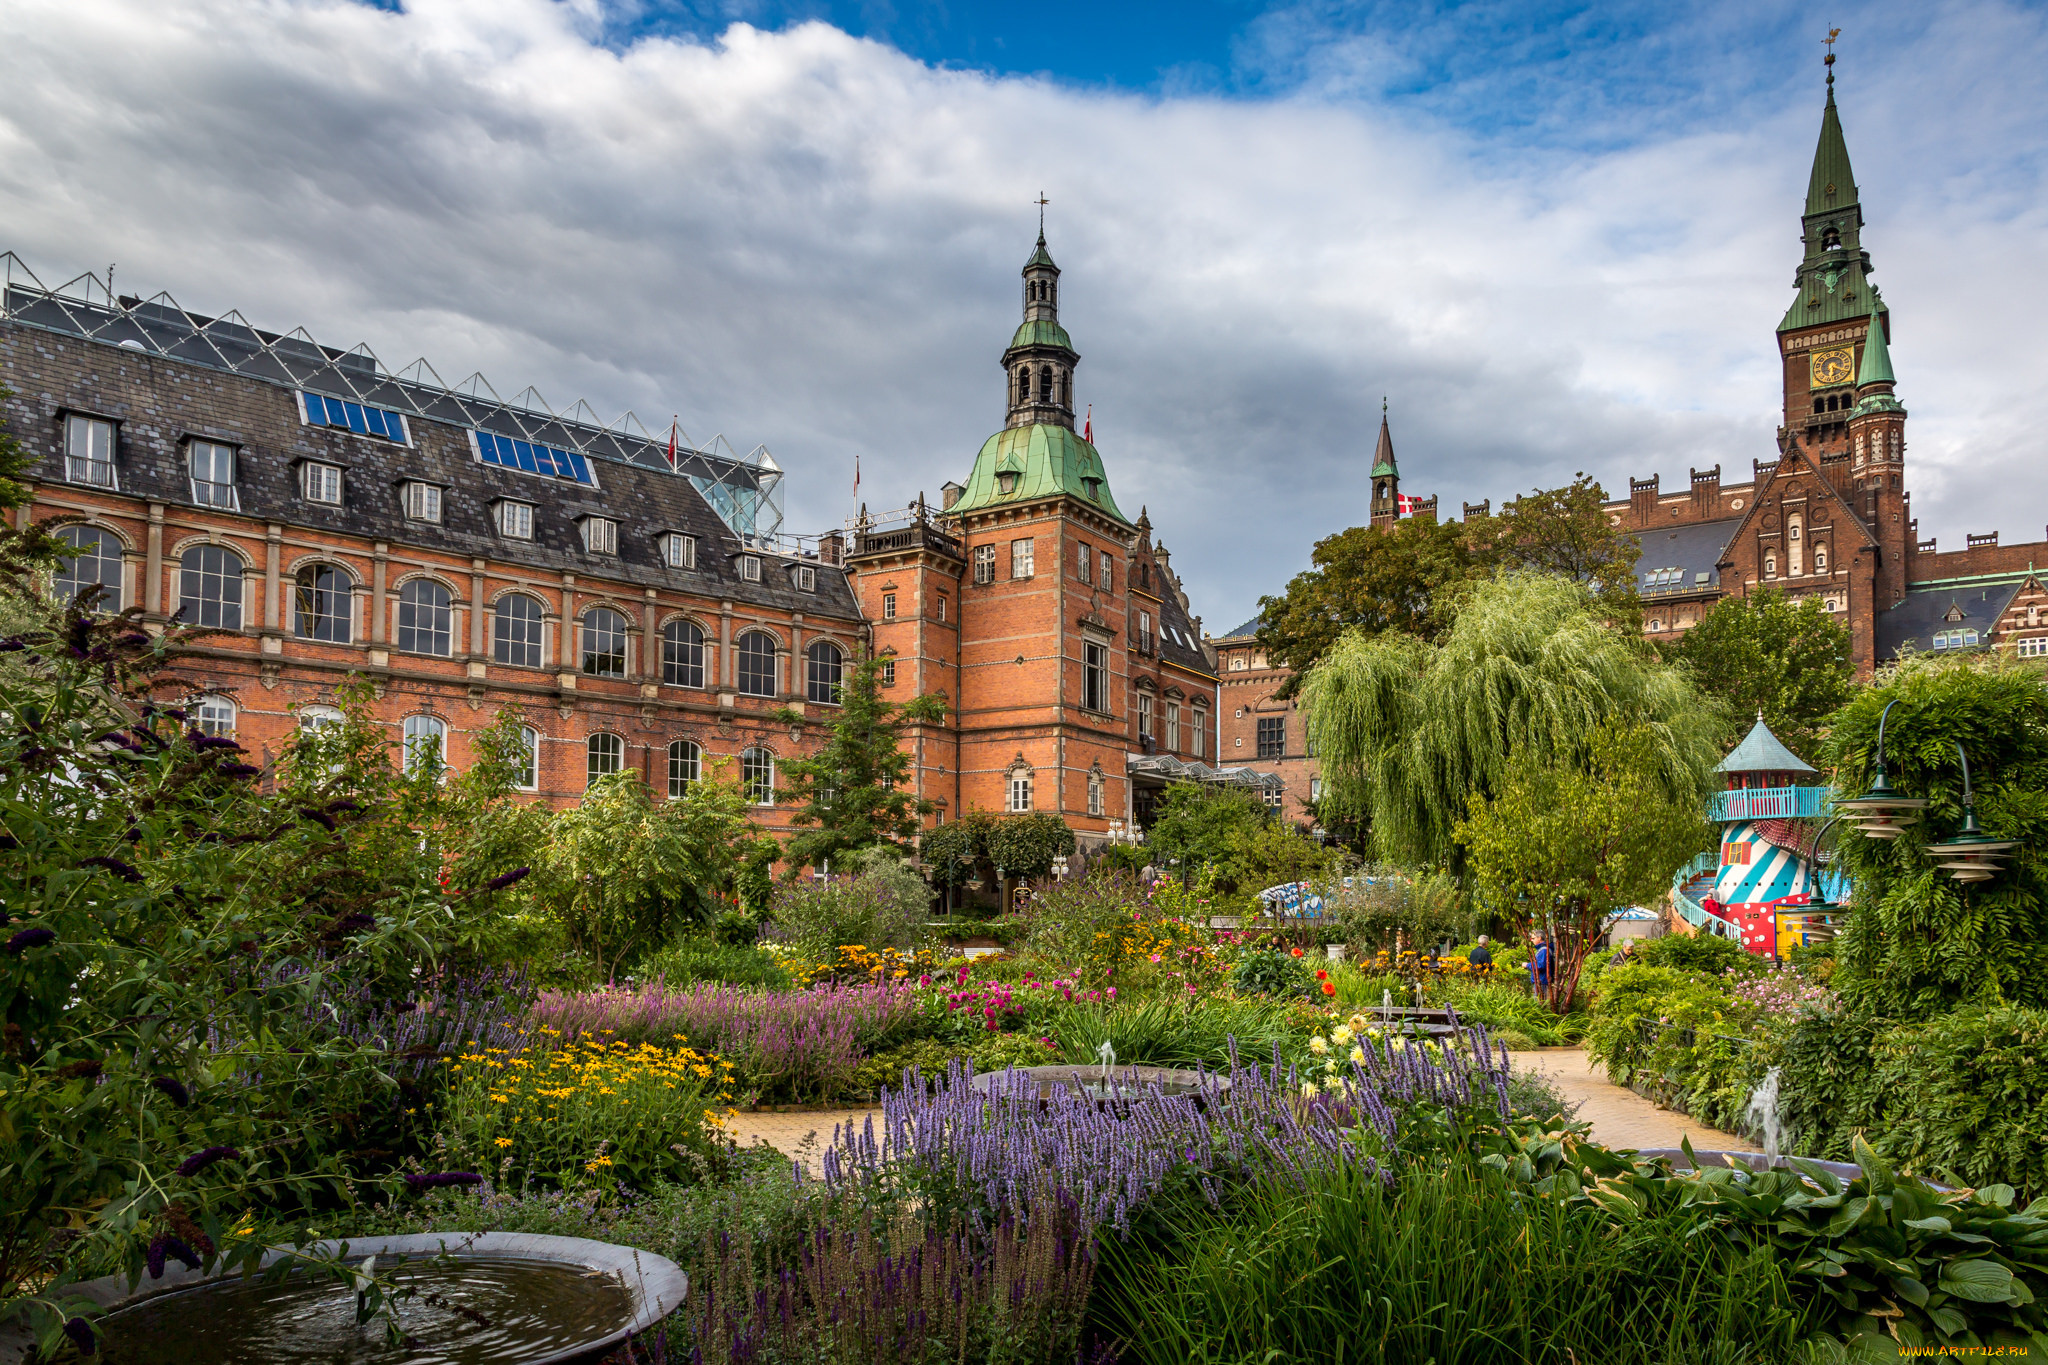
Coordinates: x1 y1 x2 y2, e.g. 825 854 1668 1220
1924 742 2019 882
1834 699 1929 839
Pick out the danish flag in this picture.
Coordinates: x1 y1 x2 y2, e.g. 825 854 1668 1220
1396 494 1420 515
1083 405 1093 444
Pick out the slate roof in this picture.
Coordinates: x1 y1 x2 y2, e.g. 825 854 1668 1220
1150 584 1213 677
1213 615 1262 642
1875 579 2028 661
1718 717 1818 774
1633 518 1739 596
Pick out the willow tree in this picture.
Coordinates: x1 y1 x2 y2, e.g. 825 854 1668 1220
1301 573 1723 872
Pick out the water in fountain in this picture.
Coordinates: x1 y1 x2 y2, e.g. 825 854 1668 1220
1743 1065 1785 1160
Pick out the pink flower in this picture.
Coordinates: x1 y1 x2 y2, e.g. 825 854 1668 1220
918 974 931 986
984 1006 996 1019
1107 987 1117 998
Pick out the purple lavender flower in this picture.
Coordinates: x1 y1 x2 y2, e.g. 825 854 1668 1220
173 1146 239 1178
485 867 531 891
4 927 55 955
63 1318 97 1354
78 856 144 883
151 1076 192 1108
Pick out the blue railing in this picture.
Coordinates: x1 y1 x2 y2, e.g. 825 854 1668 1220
1670 851 1739 939
1706 786 1830 821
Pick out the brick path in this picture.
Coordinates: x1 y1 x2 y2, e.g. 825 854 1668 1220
1514 1048 1758 1153
725 1107 881 1173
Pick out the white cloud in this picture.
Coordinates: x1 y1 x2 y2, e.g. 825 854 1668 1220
0 0 2043 630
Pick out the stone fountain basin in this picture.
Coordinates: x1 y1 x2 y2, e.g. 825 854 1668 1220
969 1064 1231 1100
0 1232 686 1365
1638 1148 1953 1192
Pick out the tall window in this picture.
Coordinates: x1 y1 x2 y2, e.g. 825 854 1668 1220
294 565 354 642
882 593 896 620
1166 700 1180 751
935 594 947 622
1191 706 1207 758
807 640 843 704
514 726 539 791
881 659 896 687
1087 770 1104 817
581 607 628 677
739 556 761 582
1137 693 1154 740
1007 767 1033 812
403 714 448 777
1076 541 1090 583
494 594 545 668
397 579 452 656
193 696 236 738
1082 639 1109 713
737 630 777 697
974 545 996 584
302 462 342 505
65 415 115 487
1138 611 1154 653
662 619 705 688
188 440 237 508
665 534 696 569
741 747 774 805
587 733 624 786
668 739 701 797
1256 716 1285 758
1010 538 1034 579
54 525 123 610
1099 551 1113 592
403 482 443 523
178 545 243 630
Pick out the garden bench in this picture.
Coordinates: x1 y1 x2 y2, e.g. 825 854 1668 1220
1362 1005 1461 1038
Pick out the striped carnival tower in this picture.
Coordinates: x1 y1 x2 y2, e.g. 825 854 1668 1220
1671 716 1838 957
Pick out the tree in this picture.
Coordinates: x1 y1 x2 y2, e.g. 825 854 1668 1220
776 650 945 870
1456 724 1712 1012
1472 474 1642 615
1142 783 1339 895
1665 587 1854 756
921 809 1075 891
1826 657 2048 1017
1254 517 1481 694
1301 573 1723 871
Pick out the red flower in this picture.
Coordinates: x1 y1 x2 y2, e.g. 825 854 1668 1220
1321 980 1337 996
1315 970 1329 980
1289 947 1304 958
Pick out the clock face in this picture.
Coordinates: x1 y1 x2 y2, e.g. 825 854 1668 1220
1811 347 1855 387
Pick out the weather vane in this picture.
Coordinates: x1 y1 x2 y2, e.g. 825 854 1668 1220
1036 192 1050 234
1825 26 1841 70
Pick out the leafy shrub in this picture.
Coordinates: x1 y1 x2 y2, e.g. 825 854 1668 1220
635 934 792 990
1493 1029 1538 1051
1871 1005 2048 1198
766 867 930 955
1320 870 1468 957
1630 931 1768 978
1434 978 1585 1046
1052 995 1302 1068
1229 945 1317 998
1324 963 1410 1008
850 1033 1057 1096
1584 965 1756 1130
1774 1008 1887 1165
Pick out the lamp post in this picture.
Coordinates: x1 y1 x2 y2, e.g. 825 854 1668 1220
1924 742 2019 882
1833 699 1929 839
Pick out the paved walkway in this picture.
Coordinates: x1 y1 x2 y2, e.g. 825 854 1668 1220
1515 1048 1757 1153
726 1107 880 1172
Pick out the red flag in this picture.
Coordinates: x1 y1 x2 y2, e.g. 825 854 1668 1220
853 451 860 501
665 416 678 470
1083 405 1093 443
1396 493 1419 515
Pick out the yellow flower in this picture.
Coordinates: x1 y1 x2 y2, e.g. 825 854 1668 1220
494 1137 514 1147
1307 1036 1329 1055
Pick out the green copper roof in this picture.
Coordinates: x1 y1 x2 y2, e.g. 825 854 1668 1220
1857 303 1895 385
1026 234 1057 270
1717 716 1818 775
1369 412 1398 478
1009 318 1074 351
1805 83 1859 218
948 423 1128 522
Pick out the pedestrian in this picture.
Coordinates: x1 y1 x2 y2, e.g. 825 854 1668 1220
1610 939 1635 969
1466 935 1494 972
1531 932 1553 999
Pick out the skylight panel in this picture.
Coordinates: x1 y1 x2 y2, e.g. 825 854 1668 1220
471 430 598 487
300 391 410 444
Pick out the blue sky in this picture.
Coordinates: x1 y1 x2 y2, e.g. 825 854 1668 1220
2 0 2045 632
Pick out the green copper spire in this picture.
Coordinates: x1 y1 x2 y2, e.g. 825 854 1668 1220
1857 302 1895 385
1805 73 1858 217
1778 51 1879 334
1369 401 1398 478
1026 232 1056 269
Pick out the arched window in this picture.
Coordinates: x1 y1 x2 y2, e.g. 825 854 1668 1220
587 733 624 787
494 594 545 669
737 630 777 697
740 746 774 805
1814 544 1828 571
806 640 843 704
581 607 627 678
402 714 448 778
662 619 705 689
1039 365 1052 401
514 725 539 791
397 579 453 656
1007 766 1033 813
668 739 700 798
179 545 243 630
1018 368 1031 404
54 525 124 611
1764 555 1777 577
1053 370 1063 406
1087 769 1105 817
193 696 236 738
294 564 353 642
296 704 345 731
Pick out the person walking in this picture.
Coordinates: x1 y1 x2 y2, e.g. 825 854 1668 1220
1467 935 1494 973
1530 932 1553 1003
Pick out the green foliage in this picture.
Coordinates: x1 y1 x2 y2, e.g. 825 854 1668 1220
1433 978 1586 1046
776 650 944 870
1666 587 1854 755
850 1033 1056 1096
1630 930 1772 979
635 934 793 990
1473 473 1645 616
921 808 1075 885
1321 963 1410 1008
1051 995 1302 1068
1584 965 1757 1131
1141 783 1339 894
0 387 31 509
1457 722 1714 1010
1868 1004 2048 1198
1320 870 1466 956
767 864 931 956
1826 658 2048 1014
1304 573 1723 873
1227 946 1317 999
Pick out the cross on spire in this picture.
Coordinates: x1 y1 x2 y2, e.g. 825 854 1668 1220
1036 192 1050 236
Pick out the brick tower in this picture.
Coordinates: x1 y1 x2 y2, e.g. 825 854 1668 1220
1368 402 1400 530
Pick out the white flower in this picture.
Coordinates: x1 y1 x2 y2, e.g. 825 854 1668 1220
1330 1025 1354 1046
1322 1076 1346 1093
1349 1046 1367 1065
1307 1036 1329 1055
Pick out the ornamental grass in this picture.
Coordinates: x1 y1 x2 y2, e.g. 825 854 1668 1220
445 1033 734 1193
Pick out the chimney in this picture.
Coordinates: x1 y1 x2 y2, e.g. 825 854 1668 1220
820 530 843 566
1462 498 1491 522
940 480 964 511
1689 465 1721 519
1628 474 1659 527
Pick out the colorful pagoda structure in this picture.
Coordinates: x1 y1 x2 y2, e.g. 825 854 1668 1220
1671 716 1839 957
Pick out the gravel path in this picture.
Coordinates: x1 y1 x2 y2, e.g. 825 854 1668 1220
1515 1047 1758 1153
725 1107 881 1173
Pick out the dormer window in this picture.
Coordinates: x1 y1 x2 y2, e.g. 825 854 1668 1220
65 415 117 488
793 565 816 592
403 481 443 523
1082 477 1101 502
580 517 618 556
739 554 761 582
496 500 535 540
187 439 237 509
302 462 342 505
665 533 696 569
996 472 1019 496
